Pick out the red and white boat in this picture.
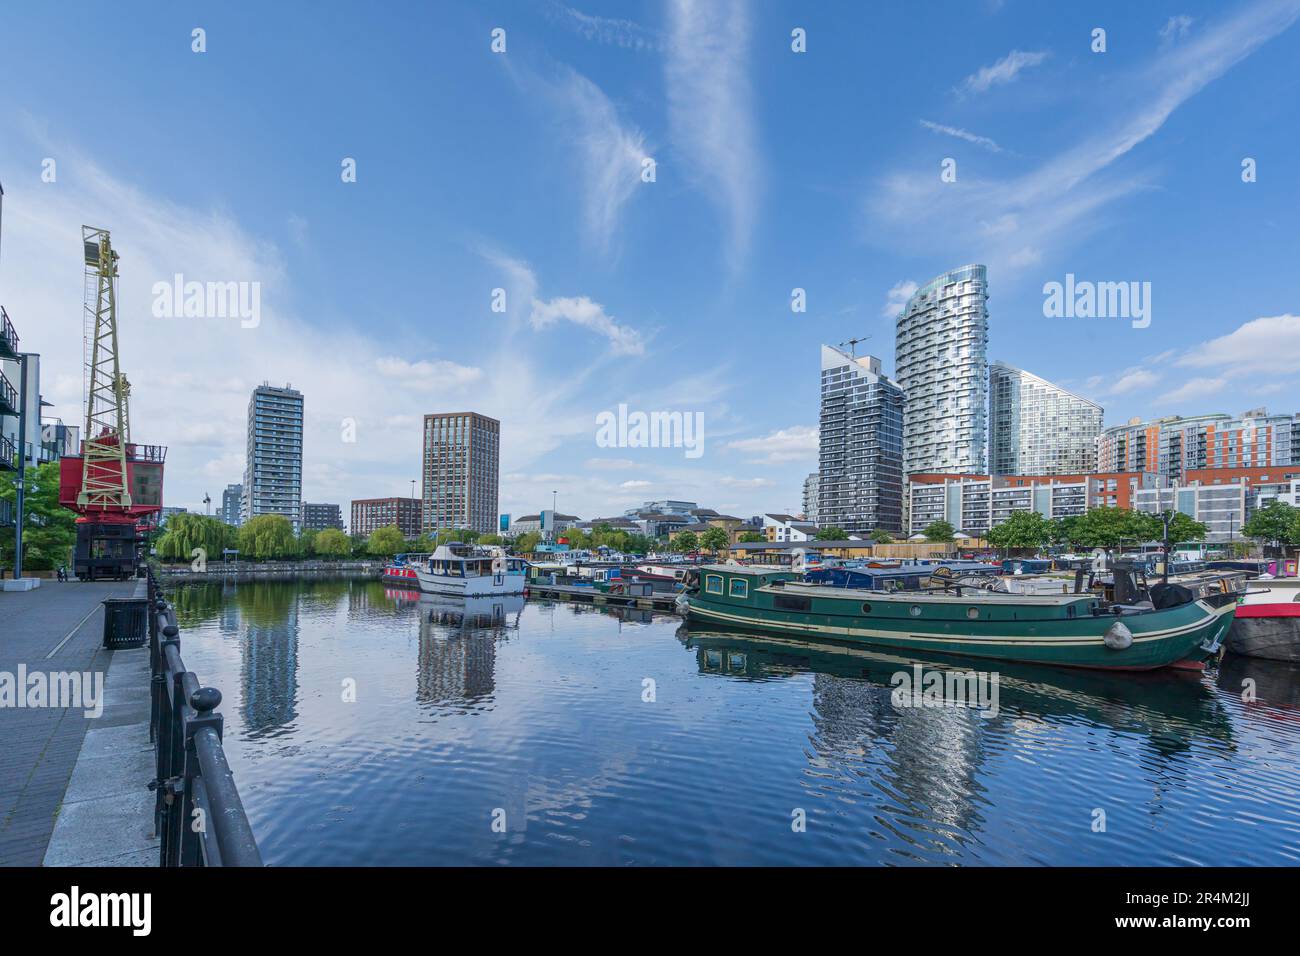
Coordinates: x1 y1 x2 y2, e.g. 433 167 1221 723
1227 578 1300 662
381 553 428 586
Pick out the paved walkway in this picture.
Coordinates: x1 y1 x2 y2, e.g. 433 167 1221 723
0 581 149 866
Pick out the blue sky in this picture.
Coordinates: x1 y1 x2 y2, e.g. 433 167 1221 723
1 0 1298 522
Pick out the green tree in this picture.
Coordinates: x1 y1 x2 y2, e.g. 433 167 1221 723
407 533 436 553
1069 507 1155 550
1160 511 1209 546
923 520 955 543
157 513 233 565
367 524 407 557
563 527 591 549
737 531 765 543
514 531 542 553
987 511 1052 553
314 528 350 558
298 527 319 557
0 461 77 571
1050 514 1083 548
868 529 894 544
815 526 848 540
1242 500 1298 550
699 527 729 554
673 531 699 553
238 514 297 560
478 533 504 546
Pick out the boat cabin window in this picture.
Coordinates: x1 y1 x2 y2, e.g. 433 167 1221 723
704 574 724 595
729 578 748 598
774 593 811 612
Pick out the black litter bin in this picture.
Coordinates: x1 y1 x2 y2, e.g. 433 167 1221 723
102 598 149 649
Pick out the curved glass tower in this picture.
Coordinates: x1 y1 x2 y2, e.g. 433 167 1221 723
894 264 989 476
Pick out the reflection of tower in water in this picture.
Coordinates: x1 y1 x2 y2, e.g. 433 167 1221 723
414 595 522 705
810 672 985 836
239 601 301 739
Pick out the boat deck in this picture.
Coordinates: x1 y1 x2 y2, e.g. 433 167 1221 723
767 582 1093 606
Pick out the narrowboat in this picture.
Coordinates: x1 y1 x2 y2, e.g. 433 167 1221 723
1226 577 1300 662
413 543 528 597
677 565 1234 671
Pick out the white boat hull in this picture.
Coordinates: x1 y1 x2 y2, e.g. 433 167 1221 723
413 567 527 597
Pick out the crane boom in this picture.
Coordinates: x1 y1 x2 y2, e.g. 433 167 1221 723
77 225 131 507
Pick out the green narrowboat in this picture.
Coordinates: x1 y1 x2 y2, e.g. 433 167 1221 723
676 565 1234 671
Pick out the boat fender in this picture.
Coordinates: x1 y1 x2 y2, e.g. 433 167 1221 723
1103 621 1133 650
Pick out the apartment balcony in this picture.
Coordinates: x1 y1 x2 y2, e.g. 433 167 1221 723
0 368 17 417
0 307 18 360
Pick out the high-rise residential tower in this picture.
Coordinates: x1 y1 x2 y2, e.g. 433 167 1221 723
802 472 819 524
894 264 989 476
422 412 499 534
989 361 1103 476
242 383 304 532
221 482 243 526
817 345 905 534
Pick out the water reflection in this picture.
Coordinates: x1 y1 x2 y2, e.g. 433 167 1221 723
236 585 300 739
413 594 523 706
680 626 1237 757
167 580 1299 866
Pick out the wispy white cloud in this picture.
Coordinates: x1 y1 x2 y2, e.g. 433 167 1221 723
375 357 482 389
516 65 649 255
869 0 1300 278
1084 367 1162 397
920 119 1005 154
881 280 918 318
1157 376 1226 405
725 425 818 465
956 50 1048 96
549 3 662 51
665 0 761 269
1159 15 1195 46
530 295 645 355
1176 313 1300 375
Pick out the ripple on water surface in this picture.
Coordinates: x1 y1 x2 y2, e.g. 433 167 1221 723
171 580 1300 865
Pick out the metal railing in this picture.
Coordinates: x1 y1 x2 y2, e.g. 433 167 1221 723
146 567 263 866
0 305 17 356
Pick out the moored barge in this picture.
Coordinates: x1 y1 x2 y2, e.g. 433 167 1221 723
678 565 1234 671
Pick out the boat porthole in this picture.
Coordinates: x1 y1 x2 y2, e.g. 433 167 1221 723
967 607 979 620
861 602 872 614
909 605 922 617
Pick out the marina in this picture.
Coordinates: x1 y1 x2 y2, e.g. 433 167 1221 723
165 578 1300 866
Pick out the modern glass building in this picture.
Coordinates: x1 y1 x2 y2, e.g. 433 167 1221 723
242 383 304 532
989 361 1103 476
422 412 500 534
1098 408 1294 479
817 345 905 534
894 264 989 476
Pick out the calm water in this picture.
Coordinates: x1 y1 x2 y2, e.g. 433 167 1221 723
172 579 1300 866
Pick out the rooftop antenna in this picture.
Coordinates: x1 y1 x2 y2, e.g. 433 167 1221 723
838 335 870 358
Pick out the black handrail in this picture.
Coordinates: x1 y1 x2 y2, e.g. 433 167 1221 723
146 567 263 866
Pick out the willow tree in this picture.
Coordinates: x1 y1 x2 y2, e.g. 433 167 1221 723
238 514 297 560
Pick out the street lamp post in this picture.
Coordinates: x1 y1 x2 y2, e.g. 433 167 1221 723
13 353 30 581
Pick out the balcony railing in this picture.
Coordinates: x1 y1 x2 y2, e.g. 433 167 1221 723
0 306 18 358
